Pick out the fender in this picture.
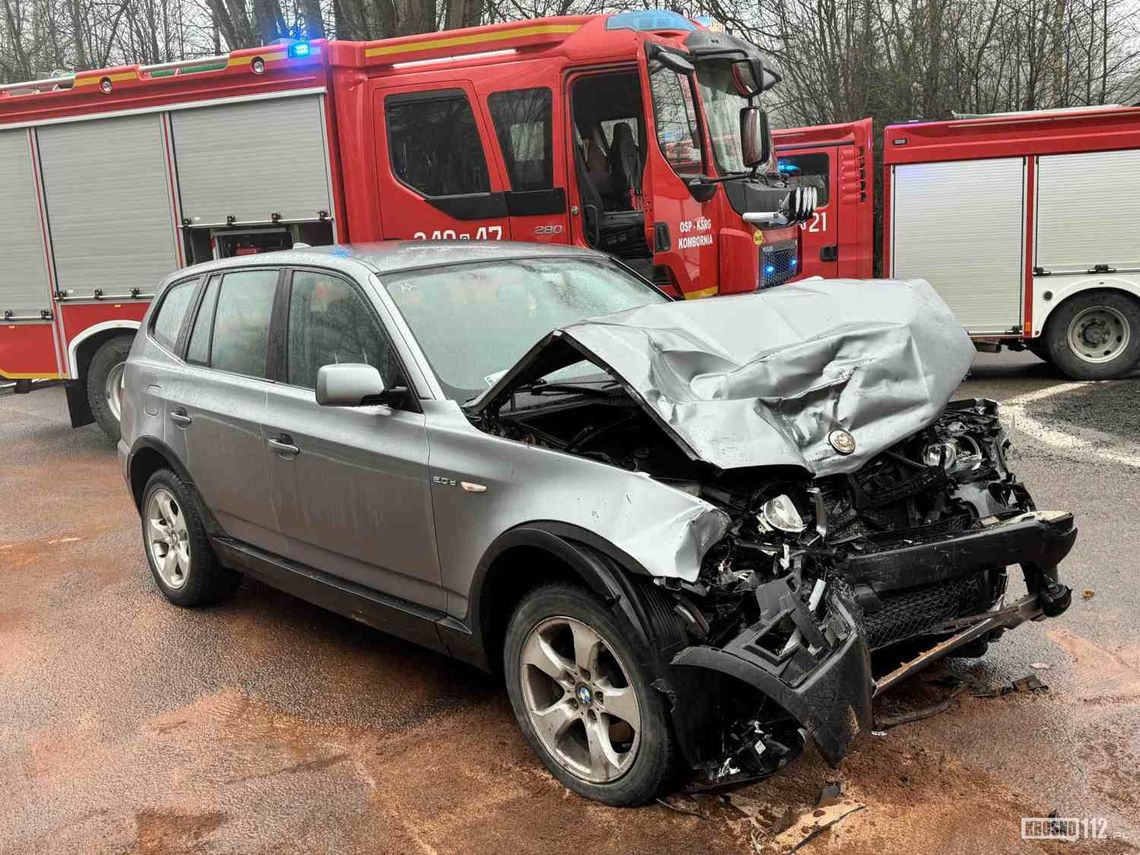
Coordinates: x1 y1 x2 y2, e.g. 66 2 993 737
67 319 141 379
1032 274 1140 337
127 435 226 538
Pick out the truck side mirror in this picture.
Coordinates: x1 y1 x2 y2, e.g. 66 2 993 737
741 106 771 169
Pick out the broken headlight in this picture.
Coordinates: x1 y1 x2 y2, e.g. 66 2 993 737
757 494 806 533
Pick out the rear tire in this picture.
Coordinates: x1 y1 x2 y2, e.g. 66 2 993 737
503 583 676 805
87 335 134 441
1045 290 1140 380
141 468 240 607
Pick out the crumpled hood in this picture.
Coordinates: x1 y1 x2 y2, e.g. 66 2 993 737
479 278 975 476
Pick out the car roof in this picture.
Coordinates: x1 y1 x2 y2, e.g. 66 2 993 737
164 240 608 286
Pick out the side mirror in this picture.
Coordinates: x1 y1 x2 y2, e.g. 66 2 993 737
316 363 386 407
686 176 718 203
740 105 772 169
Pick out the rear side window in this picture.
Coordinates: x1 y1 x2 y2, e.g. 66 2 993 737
386 91 491 197
186 276 220 365
209 269 278 378
151 280 196 351
777 153 830 206
285 271 397 389
488 88 553 192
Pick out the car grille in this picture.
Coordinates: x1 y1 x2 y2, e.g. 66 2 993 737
761 239 799 288
863 574 986 650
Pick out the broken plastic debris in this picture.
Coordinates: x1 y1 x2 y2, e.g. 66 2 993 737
816 782 842 807
1030 662 1051 670
1082 588 1095 600
1011 674 1048 693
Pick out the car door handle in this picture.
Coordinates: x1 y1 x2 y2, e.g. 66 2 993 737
169 410 192 427
268 436 300 458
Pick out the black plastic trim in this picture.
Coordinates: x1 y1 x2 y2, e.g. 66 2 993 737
425 192 509 219
212 536 449 653
505 188 566 216
844 512 1077 595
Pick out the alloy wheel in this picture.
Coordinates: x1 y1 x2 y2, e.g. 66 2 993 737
145 487 191 589
518 616 641 784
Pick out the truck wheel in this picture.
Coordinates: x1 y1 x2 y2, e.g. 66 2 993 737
503 583 677 805
141 468 240 606
1046 291 1140 380
87 335 134 441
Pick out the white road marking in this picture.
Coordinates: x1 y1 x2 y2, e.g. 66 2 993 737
1003 381 1140 469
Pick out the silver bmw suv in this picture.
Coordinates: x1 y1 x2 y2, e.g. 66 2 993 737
120 242 1075 805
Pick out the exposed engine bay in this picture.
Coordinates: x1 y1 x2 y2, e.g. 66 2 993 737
475 387 1076 787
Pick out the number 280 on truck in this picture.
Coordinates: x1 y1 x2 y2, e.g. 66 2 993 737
0 10 815 439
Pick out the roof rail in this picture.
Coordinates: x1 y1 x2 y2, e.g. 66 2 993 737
0 74 75 95
950 104 1123 120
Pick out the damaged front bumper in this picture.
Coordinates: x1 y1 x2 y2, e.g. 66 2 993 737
670 510 1076 781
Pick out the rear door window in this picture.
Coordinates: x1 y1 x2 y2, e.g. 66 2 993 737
385 91 491 197
487 88 553 192
208 269 279 378
285 270 397 389
151 279 197 351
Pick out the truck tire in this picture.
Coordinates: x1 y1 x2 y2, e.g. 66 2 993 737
87 335 134 441
1045 290 1140 380
141 468 241 606
503 583 678 806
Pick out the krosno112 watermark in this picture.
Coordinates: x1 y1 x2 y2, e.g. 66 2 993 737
1022 817 1109 841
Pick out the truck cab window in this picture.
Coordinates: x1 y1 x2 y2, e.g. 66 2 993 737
386 91 491 197
649 69 704 178
777 153 830 206
488 88 553 192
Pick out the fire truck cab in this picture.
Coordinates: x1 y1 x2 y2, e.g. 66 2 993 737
774 118 874 279
0 11 812 440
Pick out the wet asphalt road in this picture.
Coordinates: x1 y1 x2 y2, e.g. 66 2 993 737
1 352 1138 855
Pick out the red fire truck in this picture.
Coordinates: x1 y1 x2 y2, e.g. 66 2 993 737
0 10 813 439
777 107 1140 379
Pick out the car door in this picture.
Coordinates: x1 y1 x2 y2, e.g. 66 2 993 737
260 267 443 611
164 267 280 550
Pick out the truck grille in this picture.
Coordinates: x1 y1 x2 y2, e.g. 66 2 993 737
761 239 799 288
863 574 986 650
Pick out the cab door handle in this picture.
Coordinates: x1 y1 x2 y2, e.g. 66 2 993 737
268 435 300 458
169 409 192 427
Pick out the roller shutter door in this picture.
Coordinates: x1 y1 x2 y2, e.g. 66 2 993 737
172 94 332 226
1037 149 1140 272
891 157 1025 334
37 114 179 299
0 129 52 315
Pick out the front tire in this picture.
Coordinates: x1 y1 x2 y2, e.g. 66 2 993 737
87 335 133 441
1045 290 1140 380
503 583 676 805
141 469 240 606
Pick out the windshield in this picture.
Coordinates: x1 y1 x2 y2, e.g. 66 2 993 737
694 59 749 174
382 257 668 402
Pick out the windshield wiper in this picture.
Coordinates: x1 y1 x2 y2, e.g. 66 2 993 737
516 378 621 397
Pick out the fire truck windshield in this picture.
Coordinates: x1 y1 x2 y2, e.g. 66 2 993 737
694 59 754 175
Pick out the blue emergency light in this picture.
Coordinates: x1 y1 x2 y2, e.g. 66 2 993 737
605 10 696 32
288 42 311 58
